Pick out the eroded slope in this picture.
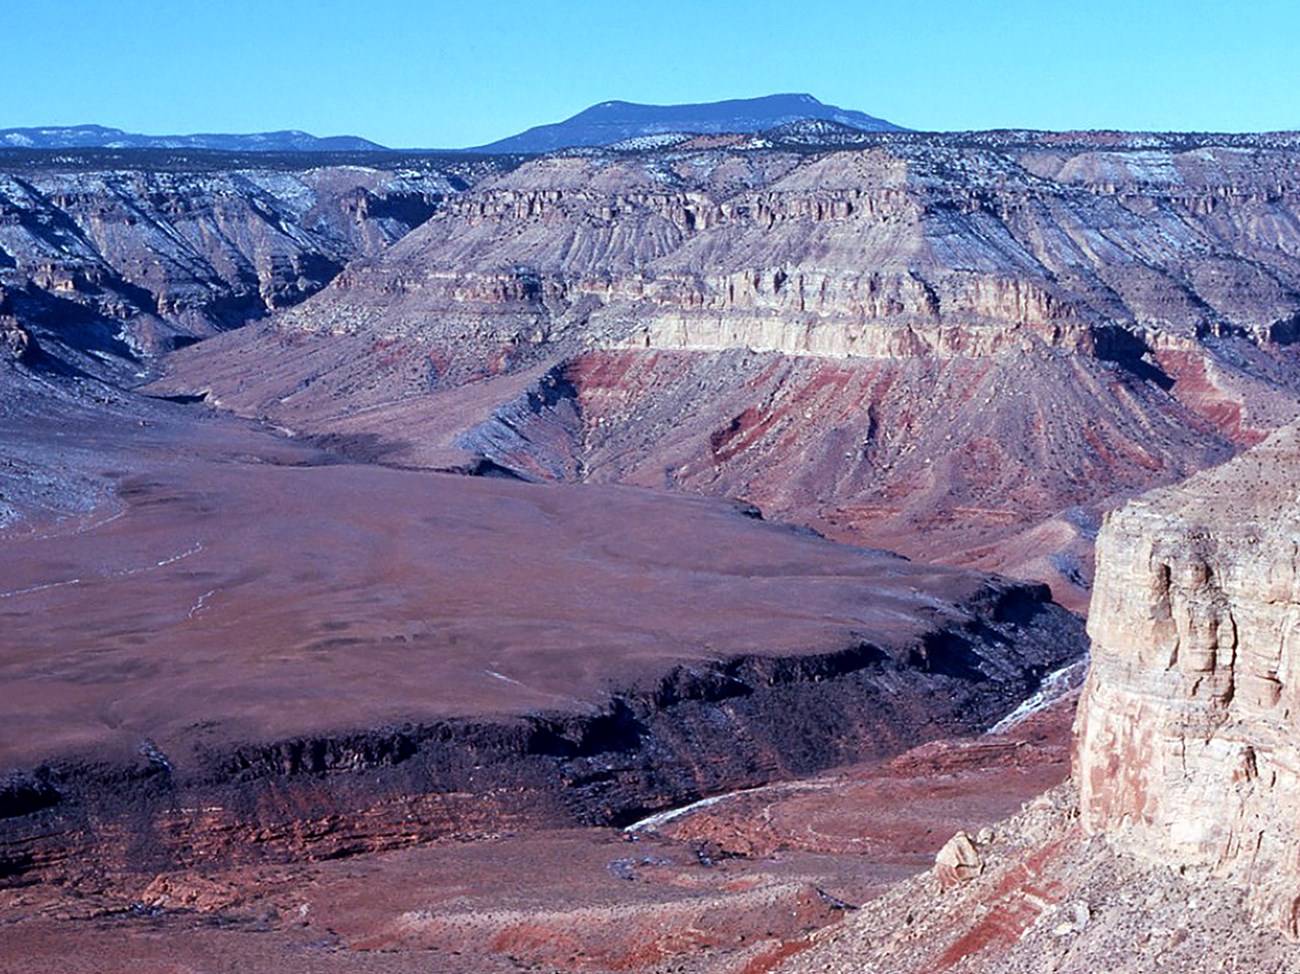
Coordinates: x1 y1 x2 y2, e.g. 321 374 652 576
157 133 1300 603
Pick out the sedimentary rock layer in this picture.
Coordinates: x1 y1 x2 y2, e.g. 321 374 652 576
1076 421 1300 936
156 132 1300 599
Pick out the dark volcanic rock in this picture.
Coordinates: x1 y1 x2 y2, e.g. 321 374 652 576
0 411 1084 882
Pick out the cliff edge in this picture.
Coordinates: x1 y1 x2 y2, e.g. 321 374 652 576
780 422 1300 972
1078 421 1300 937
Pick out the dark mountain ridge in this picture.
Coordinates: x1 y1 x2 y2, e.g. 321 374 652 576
0 124 386 152
1 95 906 156
470 93 906 152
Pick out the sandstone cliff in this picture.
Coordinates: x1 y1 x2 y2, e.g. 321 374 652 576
775 423 1300 973
1077 420 1300 937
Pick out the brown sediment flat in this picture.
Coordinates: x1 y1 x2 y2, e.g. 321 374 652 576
0 405 1082 973
0 406 1016 772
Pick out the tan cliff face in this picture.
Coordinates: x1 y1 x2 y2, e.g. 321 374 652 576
285 139 1300 352
1076 421 1300 937
772 426 1300 974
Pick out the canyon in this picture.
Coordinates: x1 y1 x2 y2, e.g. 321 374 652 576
153 129 1300 608
0 369 1085 974
4 117 1300 972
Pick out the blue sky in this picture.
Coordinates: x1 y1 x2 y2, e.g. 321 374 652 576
3 0 1297 146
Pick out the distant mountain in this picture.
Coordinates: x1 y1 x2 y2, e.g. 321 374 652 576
470 93 906 153
1 95 904 156
0 124 386 152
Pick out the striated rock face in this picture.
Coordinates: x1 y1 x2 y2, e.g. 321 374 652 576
1076 421 1300 936
157 132 1300 602
0 152 516 381
239 134 1300 363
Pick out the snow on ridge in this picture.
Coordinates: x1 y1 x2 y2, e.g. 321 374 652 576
987 659 1089 735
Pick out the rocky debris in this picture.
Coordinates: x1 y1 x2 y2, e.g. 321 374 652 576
935 831 984 888
779 786 1300 973
1076 420 1300 937
137 872 243 913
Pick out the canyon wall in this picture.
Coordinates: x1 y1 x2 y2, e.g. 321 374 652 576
0 151 517 528
1077 421 1300 936
0 152 515 382
156 134 1300 602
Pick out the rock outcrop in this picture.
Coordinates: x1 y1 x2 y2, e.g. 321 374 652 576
934 830 985 888
0 305 29 361
155 132 1300 603
775 423 1300 973
1076 421 1300 937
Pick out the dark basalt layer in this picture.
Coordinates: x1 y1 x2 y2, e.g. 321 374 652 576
0 579 1079 882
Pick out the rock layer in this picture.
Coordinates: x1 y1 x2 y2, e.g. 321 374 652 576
156 132 1300 600
1076 421 1300 937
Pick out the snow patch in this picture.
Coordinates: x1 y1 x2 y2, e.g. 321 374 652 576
987 659 1088 735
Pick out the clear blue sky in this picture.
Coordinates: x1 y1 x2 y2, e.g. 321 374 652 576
3 0 1297 146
